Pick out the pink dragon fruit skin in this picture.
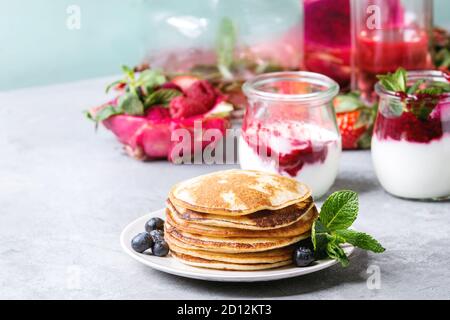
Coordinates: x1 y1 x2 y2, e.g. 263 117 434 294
168 116 229 162
101 104 229 161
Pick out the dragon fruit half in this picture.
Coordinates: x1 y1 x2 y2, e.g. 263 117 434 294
88 67 232 162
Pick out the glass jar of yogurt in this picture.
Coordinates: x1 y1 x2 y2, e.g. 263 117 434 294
372 71 450 200
239 72 341 199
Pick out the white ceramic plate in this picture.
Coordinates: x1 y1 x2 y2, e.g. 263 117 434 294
120 209 354 282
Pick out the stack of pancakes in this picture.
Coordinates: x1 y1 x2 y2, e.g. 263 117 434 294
165 170 318 271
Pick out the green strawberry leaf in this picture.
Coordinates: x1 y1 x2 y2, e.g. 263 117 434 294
319 191 359 231
334 93 364 113
105 80 126 94
334 230 386 253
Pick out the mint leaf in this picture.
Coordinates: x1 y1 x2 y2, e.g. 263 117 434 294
119 92 144 115
326 242 349 267
429 81 450 92
377 68 407 92
407 79 425 95
311 190 385 267
144 89 182 108
94 105 123 121
335 230 385 253
311 220 330 252
216 17 237 79
122 65 135 82
388 100 406 117
319 191 359 231
138 69 167 92
85 104 123 130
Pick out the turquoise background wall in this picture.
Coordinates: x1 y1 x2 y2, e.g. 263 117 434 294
1 0 449 91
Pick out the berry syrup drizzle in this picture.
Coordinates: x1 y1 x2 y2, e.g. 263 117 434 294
241 120 332 177
375 91 450 144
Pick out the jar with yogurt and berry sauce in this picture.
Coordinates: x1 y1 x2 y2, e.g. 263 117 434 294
239 72 341 199
372 71 450 200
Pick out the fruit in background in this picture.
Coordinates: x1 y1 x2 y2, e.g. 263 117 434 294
336 111 367 150
433 27 450 71
170 75 200 92
143 17 295 118
274 80 310 95
169 80 218 119
333 92 377 150
87 66 232 161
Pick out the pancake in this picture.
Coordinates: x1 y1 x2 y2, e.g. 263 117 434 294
167 198 315 230
171 251 292 271
169 170 311 216
165 219 310 253
166 205 318 238
168 241 295 264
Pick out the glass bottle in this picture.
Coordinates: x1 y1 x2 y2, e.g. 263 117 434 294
351 0 434 102
303 0 352 90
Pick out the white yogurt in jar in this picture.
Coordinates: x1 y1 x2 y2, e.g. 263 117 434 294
239 122 341 199
372 135 450 200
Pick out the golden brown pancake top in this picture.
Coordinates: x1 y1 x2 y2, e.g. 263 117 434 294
169 170 311 216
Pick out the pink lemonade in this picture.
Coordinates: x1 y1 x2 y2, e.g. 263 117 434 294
356 28 431 101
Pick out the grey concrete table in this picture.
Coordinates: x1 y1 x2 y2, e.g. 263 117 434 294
1 78 449 300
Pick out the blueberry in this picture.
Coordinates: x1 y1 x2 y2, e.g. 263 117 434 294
152 240 169 257
297 238 314 250
131 232 153 253
149 229 165 242
145 217 164 232
293 246 315 267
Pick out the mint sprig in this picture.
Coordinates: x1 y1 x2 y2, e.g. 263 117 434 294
87 66 181 125
377 68 407 93
377 68 450 121
312 191 385 267
216 17 237 80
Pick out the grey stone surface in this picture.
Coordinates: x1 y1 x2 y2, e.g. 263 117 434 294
0 78 449 300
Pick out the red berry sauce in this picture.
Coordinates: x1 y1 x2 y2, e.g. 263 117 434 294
242 121 332 177
375 95 450 143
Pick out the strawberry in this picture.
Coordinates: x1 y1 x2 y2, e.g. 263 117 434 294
171 75 201 91
169 80 219 119
336 111 367 150
274 81 310 94
184 80 217 109
333 92 377 150
169 96 210 119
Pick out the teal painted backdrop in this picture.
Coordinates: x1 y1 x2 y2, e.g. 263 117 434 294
1 0 449 91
